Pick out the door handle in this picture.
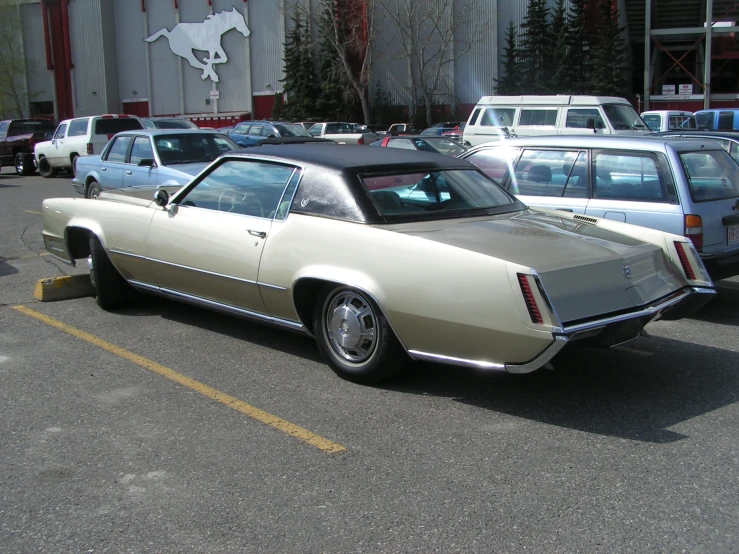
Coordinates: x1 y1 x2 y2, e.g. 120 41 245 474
101 167 106 171
247 229 266 239
125 171 132 175
554 208 574 212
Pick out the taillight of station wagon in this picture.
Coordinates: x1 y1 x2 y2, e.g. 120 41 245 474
684 214 703 251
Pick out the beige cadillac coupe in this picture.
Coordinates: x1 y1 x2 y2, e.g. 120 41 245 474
41 144 715 384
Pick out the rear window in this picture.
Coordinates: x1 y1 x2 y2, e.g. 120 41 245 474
695 112 714 130
642 114 662 131
360 169 518 218
93 118 143 135
680 150 739 202
8 120 55 134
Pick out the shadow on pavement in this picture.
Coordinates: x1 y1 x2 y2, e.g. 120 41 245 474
115 291 739 445
0 259 19 276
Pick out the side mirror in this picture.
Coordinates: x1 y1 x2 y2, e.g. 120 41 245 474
154 189 169 207
138 158 156 167
267 134 276 139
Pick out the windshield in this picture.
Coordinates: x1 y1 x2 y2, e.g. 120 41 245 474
154 133 239 165
274 124 311 137
602 104 648 130
361 169 519 218
680 149 739 202
414 138 467 156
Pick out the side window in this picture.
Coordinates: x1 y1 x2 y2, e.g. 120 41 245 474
468 108 481 126
274 169 302 220
178 160 296 218
566 109 606 129
695 112 713 129
592 151 667 202
261 126 276 137
248 125 263 136
730 142 739 164
464 147 520 187
234 123 251 134
718 111 734 130
325 123 339 134
518 109 558 127
54 123 68 139
67 119 89 137
512 149 581 196
479 108 515 127
129 136 155 165
387 138 416 150
105 136 132 163
308 124 322 136
0 122 8 136
562 152 588 198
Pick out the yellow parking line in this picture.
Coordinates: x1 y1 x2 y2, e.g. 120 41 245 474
11 305 346 454
614 346 654 357
26 210 43 215
19 252 49 259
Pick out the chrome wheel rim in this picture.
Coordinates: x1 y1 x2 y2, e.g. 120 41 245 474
15 156 23 174
88 256 96 287
325 291 377 363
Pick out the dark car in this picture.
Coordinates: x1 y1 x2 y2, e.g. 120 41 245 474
227 120 312 147
142 117 200 130
649 130 739 164
0 118 56 175
370 135 468 157
420 121 463 136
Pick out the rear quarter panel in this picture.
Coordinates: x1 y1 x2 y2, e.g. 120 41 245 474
258 214 555 364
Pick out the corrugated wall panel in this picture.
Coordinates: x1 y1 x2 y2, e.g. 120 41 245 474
20 3 53 105
180 0 212 115
146 1 180 115
372 2 412 107
100 0 119 112
213 0 252 114
455 0 498 105
248 0 285 97
68 0 108 116
113 0 147 105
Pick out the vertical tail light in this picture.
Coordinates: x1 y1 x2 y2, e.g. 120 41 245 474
684 214 703 251
86 143 93 154
517 273 544 324
357 136 364 145
674 241 697 281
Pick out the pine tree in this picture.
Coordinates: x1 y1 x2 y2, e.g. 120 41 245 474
519 0 551 94
566 0 590 94
548 0 571 93
495 20 522 95
588 0 628 96
281 6 319 120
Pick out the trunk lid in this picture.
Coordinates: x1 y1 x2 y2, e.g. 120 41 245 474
386 209 685 323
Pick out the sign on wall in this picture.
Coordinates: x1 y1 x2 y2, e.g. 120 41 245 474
678 84 693 95
661 85 675 95
145 8 250 83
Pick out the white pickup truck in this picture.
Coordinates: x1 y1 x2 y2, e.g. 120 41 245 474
307 122 379 145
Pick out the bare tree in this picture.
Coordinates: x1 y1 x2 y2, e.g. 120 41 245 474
294 0 381 125
377 0 489 127
0 0 28 117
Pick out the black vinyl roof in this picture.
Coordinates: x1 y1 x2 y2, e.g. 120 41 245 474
227 143 473 171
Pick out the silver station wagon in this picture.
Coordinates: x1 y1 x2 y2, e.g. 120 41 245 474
462 136 739 279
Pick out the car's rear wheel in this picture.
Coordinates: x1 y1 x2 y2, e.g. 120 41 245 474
89 235 129 310
313 286 408 384
38 156 57 178
86 180 101 199
15 152 34 176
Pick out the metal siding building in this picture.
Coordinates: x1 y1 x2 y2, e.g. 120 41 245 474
12 0 582 124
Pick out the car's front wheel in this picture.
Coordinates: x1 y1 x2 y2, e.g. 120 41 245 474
313 286 408 384
89 235 129 310
86 180 101 199
37 156 57 178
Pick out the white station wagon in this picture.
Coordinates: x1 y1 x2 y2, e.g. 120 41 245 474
461 135 739 280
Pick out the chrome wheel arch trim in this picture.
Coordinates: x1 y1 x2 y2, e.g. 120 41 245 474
128 280 306 333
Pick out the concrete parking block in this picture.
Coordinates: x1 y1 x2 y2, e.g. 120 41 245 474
33 275 94 302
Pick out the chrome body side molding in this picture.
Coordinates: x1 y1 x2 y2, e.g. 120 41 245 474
128 280 306 333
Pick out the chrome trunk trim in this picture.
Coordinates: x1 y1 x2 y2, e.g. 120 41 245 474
408 350 506 371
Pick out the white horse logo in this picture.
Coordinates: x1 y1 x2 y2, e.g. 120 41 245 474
145 8 250 83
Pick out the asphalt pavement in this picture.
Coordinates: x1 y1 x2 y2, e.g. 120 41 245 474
1 168 738 553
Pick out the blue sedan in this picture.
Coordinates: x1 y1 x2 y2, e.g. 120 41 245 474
72 130 239 198
226 120 312 147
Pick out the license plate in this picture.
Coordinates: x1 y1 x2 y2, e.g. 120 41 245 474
729 225 739 245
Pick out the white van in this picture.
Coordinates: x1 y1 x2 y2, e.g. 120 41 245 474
34 114 145 178
641 110 697 132
462 95 650 146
